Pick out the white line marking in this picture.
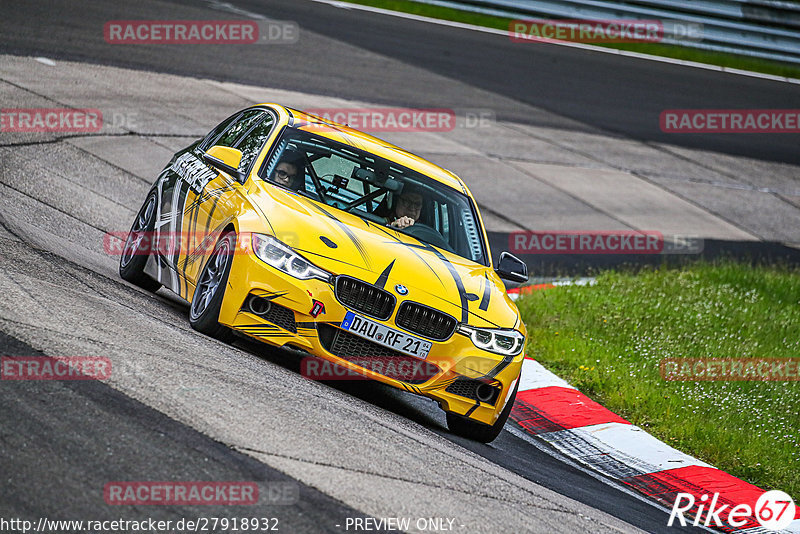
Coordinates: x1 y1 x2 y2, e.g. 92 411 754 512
311 0 800 85
519 358 576 392
540 421 712 475
205 0 267 20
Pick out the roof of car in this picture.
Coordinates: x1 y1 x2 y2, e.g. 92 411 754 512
260 104 468 194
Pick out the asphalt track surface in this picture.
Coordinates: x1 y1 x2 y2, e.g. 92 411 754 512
0 231 670 533
0 332 365 532
1 0 798 164
0 0 796 532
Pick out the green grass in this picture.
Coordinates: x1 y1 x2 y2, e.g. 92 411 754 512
515 261 800 498
340 0 800 79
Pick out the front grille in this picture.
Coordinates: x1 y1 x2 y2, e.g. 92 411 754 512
395 302 457 341
335 276 395 320
445 377 500 405
318 325 439 384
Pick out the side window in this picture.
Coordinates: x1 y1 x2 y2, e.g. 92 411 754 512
214 110 264 148
199 112 241 151
236 115 275 172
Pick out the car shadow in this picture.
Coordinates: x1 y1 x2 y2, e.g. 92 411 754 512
232 334 447 432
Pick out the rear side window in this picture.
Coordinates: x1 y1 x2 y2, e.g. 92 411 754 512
214 110 265 148
236 115 276 172
199 112 241 151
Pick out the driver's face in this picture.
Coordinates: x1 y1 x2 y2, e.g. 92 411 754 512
273 162 299 187
395 193 423 221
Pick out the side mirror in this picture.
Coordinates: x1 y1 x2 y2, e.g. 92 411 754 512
496 252 528 283
202 145 245 182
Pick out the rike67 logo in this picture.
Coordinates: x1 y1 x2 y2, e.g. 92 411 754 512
668 490 797 531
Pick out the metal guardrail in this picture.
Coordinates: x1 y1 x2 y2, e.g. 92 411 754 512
413 0 800 64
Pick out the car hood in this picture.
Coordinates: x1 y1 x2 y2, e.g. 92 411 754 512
248 186 521 329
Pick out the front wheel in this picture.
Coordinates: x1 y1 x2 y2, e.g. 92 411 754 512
189 231 236 341
446 380 518 443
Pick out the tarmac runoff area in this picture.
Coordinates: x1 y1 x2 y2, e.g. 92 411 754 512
2 54 800 249
1 53 799 532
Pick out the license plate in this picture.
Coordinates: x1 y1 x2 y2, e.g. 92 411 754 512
341 311 432 360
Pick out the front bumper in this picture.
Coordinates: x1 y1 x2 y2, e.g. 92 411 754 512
216 248 524 426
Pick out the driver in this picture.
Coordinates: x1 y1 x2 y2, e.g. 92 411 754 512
271 150 305 191
386 188 423 230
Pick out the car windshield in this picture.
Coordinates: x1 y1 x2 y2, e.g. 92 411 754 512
261 127 488 266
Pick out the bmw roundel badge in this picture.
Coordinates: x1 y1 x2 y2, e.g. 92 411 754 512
395 284 409 295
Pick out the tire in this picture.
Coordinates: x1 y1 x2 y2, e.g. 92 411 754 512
446 380 519 443
119 192 162 292
189 231 236 341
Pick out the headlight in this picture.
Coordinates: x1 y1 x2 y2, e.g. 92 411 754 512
457 325 525 356
252 234 331 281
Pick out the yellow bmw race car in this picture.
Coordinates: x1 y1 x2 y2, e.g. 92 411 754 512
119 104 529 442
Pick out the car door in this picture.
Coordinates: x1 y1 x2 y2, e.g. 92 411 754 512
147 111 239 294
175 109 278 297
150 109 272 298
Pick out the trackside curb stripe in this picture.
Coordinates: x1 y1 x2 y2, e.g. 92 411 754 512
624 465 800 532
514 358 798 530
540 421 713 474
507 283 555 300
513 386 630 431
507 278 596 300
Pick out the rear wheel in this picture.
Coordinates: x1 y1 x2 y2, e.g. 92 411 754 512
189 231 236 341
446 380 519 443
119 193 161 292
